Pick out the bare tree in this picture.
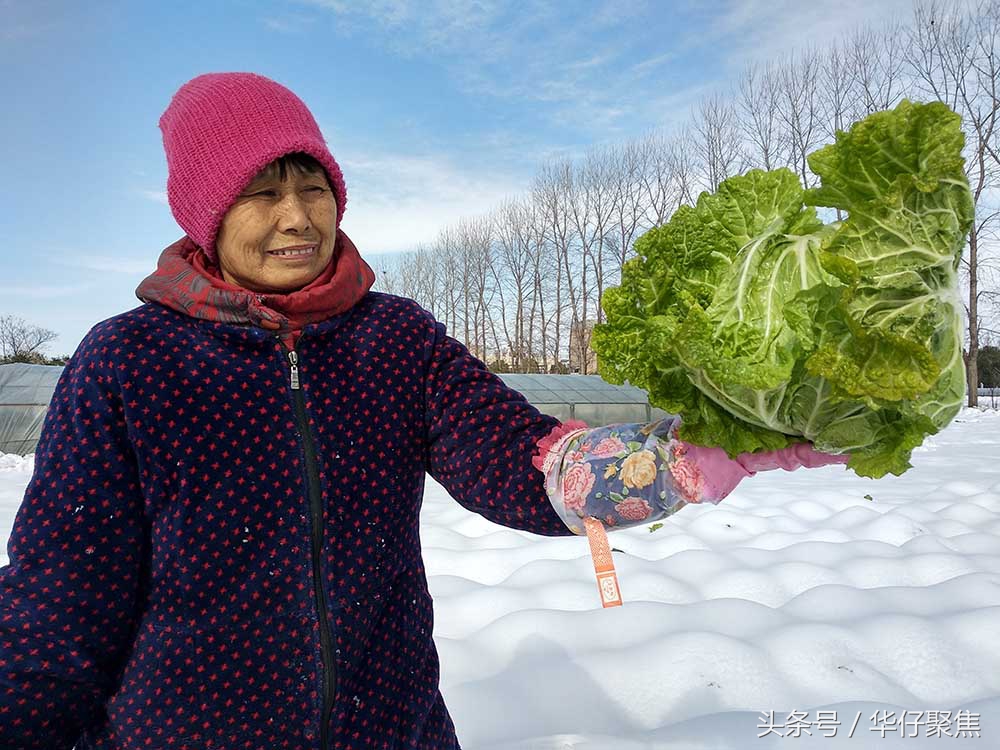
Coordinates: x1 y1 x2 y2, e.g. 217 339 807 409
668 127 702 210
737 60 789 171
397 245 439 318
370 254 401 296
0 315 58 362
637 130 687 227
455 215 496 361
849 23 910 115
525 198 558 371
692 93 745 191
561 160 596 373
608 138 652 269
818 39 861 142
776 47 825 187
961 0 1000 399
907 0 974 110
490 198 538 370
532 160 576 371
573 145 621 340
908 0 1000 404
433 229 464 334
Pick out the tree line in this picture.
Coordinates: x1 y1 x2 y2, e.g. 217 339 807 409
374 0 1000 406
3 310 997 388
0 316 70 366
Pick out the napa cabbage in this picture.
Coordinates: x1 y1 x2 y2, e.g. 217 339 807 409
592 100 974 478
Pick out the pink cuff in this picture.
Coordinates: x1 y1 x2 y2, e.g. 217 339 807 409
532 419 589 473
737 443 850 472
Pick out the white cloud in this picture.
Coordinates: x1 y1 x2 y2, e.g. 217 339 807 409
643 80 730 133
0 282 96 299
297 0 644 136
336 149 528 253
630 51 680 77
303 0 506 44
261 12 318 33
699 0 982 72
0 0 65 41
141 190 169 205
263 17 298 32
564 51 619 72
297 0 508 63
55 255 154 275
391 2 871 140
299 0 988 146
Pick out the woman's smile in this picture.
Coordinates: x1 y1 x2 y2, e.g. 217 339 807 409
267 244 318 260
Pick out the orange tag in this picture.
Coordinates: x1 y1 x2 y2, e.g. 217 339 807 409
583 517 622 608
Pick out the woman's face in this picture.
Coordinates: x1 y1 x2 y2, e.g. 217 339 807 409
215 161 338 293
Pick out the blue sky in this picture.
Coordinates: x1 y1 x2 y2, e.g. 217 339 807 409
0 0 927 355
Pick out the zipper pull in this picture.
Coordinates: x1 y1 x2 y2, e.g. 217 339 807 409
287 350 300 390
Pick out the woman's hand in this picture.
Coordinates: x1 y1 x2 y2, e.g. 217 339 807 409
679 441 850 503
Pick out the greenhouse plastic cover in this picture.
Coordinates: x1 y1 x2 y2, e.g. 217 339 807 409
0 366 662 456
497 373 669 425
0 363 64 456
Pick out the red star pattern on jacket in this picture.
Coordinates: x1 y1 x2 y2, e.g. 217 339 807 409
0 291 569 750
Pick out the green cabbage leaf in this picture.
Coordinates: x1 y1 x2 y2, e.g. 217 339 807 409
592 100 974 478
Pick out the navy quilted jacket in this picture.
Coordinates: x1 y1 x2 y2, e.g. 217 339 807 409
0 292 570 749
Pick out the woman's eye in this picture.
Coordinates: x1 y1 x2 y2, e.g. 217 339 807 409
305 186 326 194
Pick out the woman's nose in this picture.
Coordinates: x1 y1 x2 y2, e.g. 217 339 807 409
276 194 311 233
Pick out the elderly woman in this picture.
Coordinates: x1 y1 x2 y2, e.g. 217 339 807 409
0 73 846 749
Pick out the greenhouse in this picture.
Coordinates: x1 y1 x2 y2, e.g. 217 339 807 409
0 364 667 456
0 363 63 456
4 362 999 457
496 373 671 425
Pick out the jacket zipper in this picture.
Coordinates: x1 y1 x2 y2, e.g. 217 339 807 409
286 347 337 750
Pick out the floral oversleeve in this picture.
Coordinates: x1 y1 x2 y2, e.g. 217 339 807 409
540 416 712 535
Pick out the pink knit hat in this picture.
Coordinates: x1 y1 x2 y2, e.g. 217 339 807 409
159 72 347 262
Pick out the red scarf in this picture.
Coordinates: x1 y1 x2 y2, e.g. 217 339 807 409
136 229 376 350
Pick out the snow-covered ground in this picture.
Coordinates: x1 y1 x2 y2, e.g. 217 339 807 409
2 409 999 748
